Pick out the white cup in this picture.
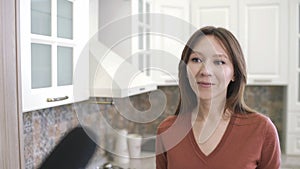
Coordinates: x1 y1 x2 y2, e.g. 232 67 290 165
127 134 142 158
114 129 129 164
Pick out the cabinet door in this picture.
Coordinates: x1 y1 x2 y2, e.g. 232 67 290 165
288 0 300 111
286 113 300 155
20 0 89 112
191 0 238 37
239 0 288 85
131 0 153 76
150 0 190 85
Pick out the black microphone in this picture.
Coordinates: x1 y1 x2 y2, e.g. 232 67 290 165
38 126 97 169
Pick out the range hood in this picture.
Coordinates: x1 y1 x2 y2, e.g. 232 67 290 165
89 40 157 98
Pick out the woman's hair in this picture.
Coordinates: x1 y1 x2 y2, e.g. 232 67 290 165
175 26 255 115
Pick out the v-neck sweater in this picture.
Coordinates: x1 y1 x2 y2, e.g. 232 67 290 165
156 112 281 169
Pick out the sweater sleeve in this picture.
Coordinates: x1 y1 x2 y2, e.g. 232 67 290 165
257 118 281 169
156 126 167 169
156 116 177 169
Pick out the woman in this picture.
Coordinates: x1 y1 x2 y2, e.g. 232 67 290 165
156 26 281 169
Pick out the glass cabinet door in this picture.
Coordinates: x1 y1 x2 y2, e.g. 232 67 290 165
21 0 89 112
30 0 74 90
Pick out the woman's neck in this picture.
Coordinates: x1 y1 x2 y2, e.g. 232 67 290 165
197 97 226 121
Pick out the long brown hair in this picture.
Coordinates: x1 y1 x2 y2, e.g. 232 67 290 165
175 26 255 115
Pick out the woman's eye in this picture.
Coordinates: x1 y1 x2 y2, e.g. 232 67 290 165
191 58 202 63
214 60 225 65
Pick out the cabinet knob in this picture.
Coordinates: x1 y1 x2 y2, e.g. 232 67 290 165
46 96 69 102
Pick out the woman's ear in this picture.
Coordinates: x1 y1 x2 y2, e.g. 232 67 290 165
231 75 235 82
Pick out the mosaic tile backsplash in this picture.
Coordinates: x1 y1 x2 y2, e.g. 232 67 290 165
23 86 285 169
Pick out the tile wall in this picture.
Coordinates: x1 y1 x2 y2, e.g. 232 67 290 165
22 86 285 169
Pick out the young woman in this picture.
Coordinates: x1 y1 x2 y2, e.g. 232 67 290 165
156 26 281 169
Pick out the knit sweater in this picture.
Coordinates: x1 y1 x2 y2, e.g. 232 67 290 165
156 112 281 169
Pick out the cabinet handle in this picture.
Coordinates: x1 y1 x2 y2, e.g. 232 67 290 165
89 101 114 105
46 96 69 102
165 79 177 83
253 79 272 83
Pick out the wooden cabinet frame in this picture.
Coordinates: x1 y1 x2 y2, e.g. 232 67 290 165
0 0 23 168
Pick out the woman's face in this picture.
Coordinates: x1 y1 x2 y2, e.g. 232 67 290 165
187 35 234 101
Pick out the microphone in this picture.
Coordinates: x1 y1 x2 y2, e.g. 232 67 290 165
38 126 97 169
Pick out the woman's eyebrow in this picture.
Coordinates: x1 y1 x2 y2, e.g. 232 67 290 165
191 51 204 56
192 51 228 58
212 53 228 58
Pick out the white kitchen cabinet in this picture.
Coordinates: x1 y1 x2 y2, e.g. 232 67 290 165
191 0 238 37
150 0 190 85
131 0 152 76
151 0 287 86
20 0 89 112
90 0 157 97
239 0 288 85
286 0 300 155
191 0 288 85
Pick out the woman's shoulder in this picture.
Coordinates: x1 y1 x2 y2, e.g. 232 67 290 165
157 115 177 133
231 112 274 127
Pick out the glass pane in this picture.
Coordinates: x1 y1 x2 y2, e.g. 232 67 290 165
146 54 150 76
31 0 51 36
299 72 300 102
299 39 300 68
146 2 150 24
138 0 143 22
31 43 52 89
146 29 150 49
139 53 144 71
139 27 143 49
57 46 73 86
57 0 73 39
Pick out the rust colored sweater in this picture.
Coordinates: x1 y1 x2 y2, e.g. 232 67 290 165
156 112 281 169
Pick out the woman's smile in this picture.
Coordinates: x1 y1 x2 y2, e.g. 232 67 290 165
197 81 215 88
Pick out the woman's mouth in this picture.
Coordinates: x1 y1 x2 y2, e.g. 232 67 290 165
197 82 214 88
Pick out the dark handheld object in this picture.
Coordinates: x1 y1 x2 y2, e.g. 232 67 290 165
38 126 97 169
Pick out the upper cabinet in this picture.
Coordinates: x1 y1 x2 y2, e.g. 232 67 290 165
193 0 288 85
89 0 157 97
20 0 89 112
150 0 190 85
191 0 238 37
151 0 288 86
239 0 288 85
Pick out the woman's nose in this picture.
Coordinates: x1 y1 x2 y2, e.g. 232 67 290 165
198 63 212 76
